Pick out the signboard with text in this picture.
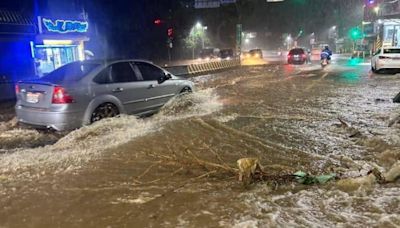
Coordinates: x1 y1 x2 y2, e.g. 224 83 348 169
236 24 242 55
38 16 89 35
195 0 236 8
195 0 220 8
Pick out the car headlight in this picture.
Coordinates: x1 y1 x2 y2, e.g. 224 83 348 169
255 54 260 58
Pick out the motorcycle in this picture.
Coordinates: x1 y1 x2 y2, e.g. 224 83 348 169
320 52 331 68
321 58 329 67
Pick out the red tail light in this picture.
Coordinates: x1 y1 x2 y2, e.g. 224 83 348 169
15 84 20 94
52 86 74 104
287 54 292 59
302 54 307 59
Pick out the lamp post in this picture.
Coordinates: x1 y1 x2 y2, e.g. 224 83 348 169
196 22 207 49
286 35 292 50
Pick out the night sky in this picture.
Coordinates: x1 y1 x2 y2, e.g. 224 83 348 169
82 0 363 59
0 0 364 59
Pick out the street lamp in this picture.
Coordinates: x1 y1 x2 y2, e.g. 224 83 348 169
374 6 380 14
195 22 207 49
286 35 292 50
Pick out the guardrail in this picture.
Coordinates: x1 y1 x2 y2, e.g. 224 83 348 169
165 59 241 76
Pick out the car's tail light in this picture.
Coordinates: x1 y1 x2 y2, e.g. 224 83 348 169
52 86 74 104
302 54 307 59
379 56 391 59
15 84 20 94
288 54 292 59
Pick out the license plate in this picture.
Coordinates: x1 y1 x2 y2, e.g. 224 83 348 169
26 92 40 103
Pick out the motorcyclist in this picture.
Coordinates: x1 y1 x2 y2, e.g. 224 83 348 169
321 45 332 61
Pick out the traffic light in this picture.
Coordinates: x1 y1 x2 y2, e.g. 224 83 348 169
154 19 162 25
167 27 173 38
349 27 363 40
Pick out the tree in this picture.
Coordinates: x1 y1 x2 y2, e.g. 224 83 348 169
184 25 209 59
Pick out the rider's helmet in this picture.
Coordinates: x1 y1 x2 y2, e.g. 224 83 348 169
324 45 329 50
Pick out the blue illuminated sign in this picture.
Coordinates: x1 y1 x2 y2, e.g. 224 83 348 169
42 18 88 34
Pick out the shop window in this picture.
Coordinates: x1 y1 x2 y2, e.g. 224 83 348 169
34 46 79 76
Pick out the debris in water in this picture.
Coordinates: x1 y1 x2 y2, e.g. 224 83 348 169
336 171 378 191
237 158 263 185
336 163 400 192
335 118 363 138
237 158 336 187
293 171 336 185
236 157 398 190
374 98 386 103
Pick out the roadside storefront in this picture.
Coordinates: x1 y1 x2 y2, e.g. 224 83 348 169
0 9 36 101
33 16 89 76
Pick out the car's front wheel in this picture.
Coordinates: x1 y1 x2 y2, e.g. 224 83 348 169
90 103 119 123
180 86 192 94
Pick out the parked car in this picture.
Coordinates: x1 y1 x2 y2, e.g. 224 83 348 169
15 60 194 131
371 47 400 73
219 49 234 60
287 48 307 64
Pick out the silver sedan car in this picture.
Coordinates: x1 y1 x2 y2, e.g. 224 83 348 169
15 60 194 131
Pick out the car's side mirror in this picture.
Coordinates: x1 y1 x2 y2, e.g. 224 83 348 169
158 73 172 84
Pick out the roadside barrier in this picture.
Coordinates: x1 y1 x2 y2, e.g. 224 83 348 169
165 59 241 76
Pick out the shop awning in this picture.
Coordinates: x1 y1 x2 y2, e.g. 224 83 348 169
0 9 36 36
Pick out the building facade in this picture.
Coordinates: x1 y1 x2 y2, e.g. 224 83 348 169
363 0 400 52
0 0 89 80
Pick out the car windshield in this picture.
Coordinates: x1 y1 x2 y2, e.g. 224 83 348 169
383 49 400 54
289 49 304 54
40 62 100 83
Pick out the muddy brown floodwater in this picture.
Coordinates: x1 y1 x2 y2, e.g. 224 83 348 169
0 60 399 227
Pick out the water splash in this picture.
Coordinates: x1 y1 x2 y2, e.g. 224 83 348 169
0 89 222 179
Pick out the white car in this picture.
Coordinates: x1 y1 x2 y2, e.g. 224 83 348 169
371 47 400 73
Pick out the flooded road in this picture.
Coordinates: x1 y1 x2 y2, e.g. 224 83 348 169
0 59 400 227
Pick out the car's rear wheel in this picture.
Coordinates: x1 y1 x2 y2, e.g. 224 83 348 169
90 103 119 123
